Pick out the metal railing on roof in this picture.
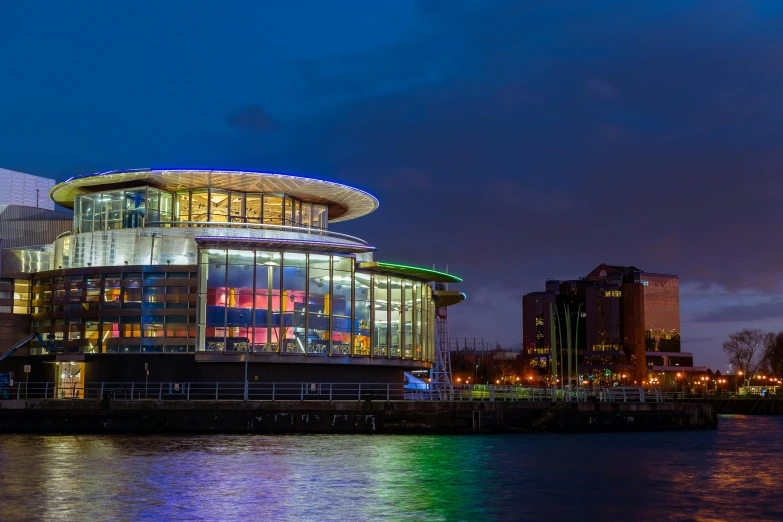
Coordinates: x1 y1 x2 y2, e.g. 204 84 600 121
144 220 370 246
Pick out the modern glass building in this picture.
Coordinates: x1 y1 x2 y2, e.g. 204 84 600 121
0 169 465 388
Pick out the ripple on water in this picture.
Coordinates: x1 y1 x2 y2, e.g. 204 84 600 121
0 416 782 521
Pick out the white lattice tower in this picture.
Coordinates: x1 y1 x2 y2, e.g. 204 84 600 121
431 283 453 398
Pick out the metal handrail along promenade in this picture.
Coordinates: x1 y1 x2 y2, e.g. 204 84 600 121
0 382 670 403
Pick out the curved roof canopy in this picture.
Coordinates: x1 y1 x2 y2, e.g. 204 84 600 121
49 169 379 223
357 261 463 283
433 290 467 308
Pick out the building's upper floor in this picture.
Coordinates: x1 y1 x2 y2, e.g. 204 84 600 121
50 169 379 235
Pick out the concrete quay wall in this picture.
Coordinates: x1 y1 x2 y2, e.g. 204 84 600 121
0 399 717 434
691 399 783 415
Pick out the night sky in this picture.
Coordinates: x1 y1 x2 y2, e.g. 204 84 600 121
2 1 783 370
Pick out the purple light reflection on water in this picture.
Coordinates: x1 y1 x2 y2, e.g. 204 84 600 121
0 416 782 521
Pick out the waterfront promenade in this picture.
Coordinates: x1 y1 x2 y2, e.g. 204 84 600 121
0 381 716 433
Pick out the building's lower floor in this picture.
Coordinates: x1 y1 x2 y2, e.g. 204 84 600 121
0 353 419 395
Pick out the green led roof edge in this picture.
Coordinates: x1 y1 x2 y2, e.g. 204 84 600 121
370 262 463 283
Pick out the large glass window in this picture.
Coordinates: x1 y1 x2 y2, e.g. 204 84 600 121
373 276 389 357
283 197 293 226
301 203 312 229
415 282 423 359
103 190 124 230
227 191 242 221
147 188 160 224
74 187 174 233
332 256 353 355
177 191 191 221
263 195 283 225
160 192 173 222
246 195 262 223
193 253 436 362
312 205 328 229
390 278 402 357
420 285 435 361
253 251 281 352
355 273 371 355
307 254 330 354
281 252 306 353
205 249 227 351
209 189 229 223
226 250 254 351
75 196 90 233
124 189 145 228
293 201 301 229
191 190 209 222
75 187 327 231
404 281 413 359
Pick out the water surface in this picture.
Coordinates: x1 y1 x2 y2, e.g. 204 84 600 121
1 416 781 521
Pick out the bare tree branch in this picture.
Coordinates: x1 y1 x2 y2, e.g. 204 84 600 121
722 329 770 385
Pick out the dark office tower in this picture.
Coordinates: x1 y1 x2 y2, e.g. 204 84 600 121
524 263 688 384
522 291 557 360
585 285 622 352
621 281 646 383
545 280 561 293
642 274 681 352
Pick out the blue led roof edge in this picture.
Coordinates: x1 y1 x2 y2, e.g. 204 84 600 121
61 168 379 207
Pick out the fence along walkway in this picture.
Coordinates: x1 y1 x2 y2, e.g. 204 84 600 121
0 382 670 403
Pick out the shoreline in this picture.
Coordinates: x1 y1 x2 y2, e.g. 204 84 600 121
0 399 717 434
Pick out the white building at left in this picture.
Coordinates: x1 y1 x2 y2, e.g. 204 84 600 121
0 168 56 210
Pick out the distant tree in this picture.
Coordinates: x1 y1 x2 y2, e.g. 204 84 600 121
722 329 769 384
492 343 515 382
762 332 783 376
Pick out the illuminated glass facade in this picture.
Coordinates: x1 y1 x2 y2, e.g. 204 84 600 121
175 190 328 228
74 187 174 233
198 249 433 360
0 168 461 385
75 187 329 232
29 267 197 354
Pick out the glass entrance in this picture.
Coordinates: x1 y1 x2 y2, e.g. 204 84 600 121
55 362 84 398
